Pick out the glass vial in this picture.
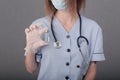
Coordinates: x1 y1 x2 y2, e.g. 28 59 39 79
44 30 49 43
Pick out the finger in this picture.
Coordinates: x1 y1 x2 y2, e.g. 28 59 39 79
32 25 37 30
33 40 48 49
34 24 40 30
42 41 48 45
29 24 33 29
29 25 34 31
25 28 30 34
30 22 41 30
36 22 41 28
39 27 48 35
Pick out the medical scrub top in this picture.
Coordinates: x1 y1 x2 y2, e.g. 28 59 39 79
25 16 105 80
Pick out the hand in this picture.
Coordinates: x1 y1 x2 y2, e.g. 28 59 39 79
24 22 48 54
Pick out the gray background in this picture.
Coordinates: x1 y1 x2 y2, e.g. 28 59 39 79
0 0 120 80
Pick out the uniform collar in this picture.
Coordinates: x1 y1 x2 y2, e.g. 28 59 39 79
53 16 80 36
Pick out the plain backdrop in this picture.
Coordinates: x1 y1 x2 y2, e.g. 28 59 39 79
0 0 120 80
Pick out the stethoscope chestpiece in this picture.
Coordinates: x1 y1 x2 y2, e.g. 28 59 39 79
53 41 62 49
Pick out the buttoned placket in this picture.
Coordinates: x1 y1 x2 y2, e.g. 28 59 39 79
54 17 79 80
64 33 71 80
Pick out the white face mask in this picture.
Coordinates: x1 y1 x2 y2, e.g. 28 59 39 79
51 0 67 10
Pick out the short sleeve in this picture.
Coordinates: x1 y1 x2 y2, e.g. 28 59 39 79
91 27 105 61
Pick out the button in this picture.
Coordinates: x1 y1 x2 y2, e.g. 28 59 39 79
66 35 70 38
66 62 70 66
76 65 80 68
67 49 71 52
65 76 69 80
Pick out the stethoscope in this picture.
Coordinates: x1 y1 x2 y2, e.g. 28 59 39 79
50 12 89 49
51 12 89 79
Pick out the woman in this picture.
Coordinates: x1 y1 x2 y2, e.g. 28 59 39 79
24 0 105 80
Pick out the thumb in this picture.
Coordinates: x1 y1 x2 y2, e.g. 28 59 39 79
39 40 48 46
33 40 48 50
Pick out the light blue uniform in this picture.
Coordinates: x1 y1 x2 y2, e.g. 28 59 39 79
25 16 105 80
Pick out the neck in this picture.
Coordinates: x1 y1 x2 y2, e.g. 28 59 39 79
55 10 79 32
55 10 78 24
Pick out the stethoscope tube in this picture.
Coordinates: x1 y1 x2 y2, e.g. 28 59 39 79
51 12 89 47
77 13 89 48
51 11 57 42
